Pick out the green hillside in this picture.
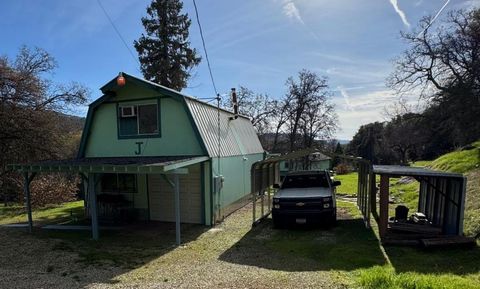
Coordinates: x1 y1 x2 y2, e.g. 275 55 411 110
415 141 480 237
428 141 480 173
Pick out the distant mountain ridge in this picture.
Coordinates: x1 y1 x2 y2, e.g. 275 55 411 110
56 112 85 134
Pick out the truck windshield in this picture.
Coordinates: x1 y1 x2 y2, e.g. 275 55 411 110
282 174 330 189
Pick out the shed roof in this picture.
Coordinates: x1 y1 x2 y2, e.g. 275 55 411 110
7 156 209 174
372 165 464 178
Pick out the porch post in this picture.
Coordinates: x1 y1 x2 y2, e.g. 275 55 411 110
88 173 99 240
23 172 33 233
252 164 256 226
370 172 378 219
379 174 390 240
174 174 181 246
261 164 265 218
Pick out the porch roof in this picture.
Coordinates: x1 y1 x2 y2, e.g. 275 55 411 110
7 156 209 174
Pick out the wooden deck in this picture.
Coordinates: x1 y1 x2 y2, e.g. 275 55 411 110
383 222 476 248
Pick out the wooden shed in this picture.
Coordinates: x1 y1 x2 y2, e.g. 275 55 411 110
372 165 468 244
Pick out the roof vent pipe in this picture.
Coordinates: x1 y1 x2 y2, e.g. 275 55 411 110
229 88 239 120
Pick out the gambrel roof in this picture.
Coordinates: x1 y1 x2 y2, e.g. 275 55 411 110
78 72 264 158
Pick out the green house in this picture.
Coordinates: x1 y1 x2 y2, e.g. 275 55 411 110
278 152 332 179
9 72 264 244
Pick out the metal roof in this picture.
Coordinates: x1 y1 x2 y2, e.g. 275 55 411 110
373 165 464 178
311 152 332 161
185 98 264 157
260 147 366 165
7 156 209 174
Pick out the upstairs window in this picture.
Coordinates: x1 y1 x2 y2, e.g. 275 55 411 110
118 102 159 137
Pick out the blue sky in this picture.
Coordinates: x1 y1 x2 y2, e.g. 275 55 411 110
1 0 478 139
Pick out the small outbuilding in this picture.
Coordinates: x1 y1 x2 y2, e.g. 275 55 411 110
371 165 469 246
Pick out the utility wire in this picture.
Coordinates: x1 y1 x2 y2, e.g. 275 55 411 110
192 0 219 96
97 0 140 68
192 1 222 216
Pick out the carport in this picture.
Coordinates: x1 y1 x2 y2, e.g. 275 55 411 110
7 156 208 245
250 147 373 227
250 149 469 247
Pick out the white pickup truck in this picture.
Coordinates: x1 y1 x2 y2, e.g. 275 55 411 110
272 170 341 228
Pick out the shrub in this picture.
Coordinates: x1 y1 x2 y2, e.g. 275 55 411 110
334 163 352 175
20 173 79 208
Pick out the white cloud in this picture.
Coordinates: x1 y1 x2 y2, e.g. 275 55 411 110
389 0 410 27
281 1 304 24
332 89 396 139
332 87 426 139
456 0 480 9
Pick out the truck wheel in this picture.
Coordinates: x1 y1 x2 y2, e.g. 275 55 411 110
329 212 337 227
273 218 283 229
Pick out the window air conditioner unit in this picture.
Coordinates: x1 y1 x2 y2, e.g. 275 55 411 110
120 106 136 117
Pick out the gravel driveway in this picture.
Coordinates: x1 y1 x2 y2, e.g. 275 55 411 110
0 204 372 289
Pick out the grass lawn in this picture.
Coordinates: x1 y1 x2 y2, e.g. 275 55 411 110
0 200 84 225
411 160 433 167
334 172 358 195
1 200 480 288
334 171 420 215
388 178 419 213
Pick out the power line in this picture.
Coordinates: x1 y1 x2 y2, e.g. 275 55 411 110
97 0 140 68
192 0 222 189
192 0 219 96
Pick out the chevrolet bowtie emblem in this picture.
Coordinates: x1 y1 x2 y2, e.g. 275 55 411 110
296 202 305 207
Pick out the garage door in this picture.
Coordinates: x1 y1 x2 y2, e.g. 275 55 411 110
148 163 202 224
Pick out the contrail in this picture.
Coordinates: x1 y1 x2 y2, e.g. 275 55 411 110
338 86 355 112
417 0 451 38
389 0 410 27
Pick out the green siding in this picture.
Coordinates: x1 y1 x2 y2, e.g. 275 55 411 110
211 153 264 209
311 160 331 170
84 85 204 157
114 83 158 101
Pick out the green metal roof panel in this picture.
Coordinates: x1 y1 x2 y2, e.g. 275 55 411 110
185 97 264 157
